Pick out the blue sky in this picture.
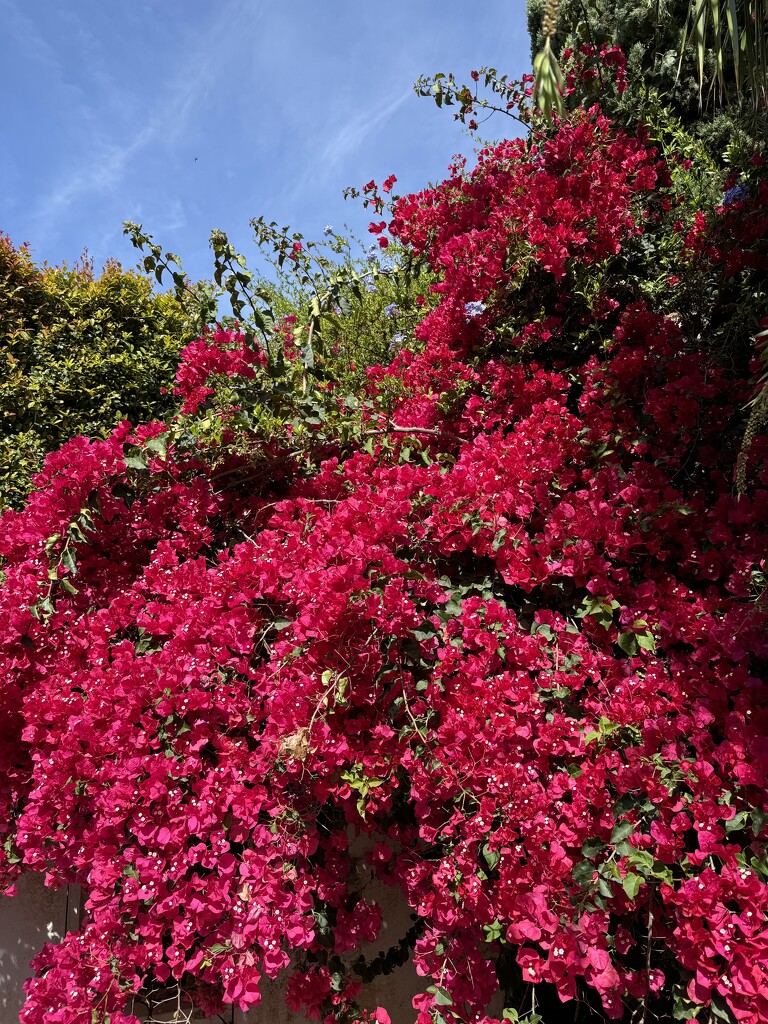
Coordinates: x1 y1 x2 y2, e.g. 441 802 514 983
0 0 531 284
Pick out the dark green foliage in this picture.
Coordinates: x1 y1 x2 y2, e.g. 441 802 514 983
0 235 194 509
526 0 753 156
527 0 694 102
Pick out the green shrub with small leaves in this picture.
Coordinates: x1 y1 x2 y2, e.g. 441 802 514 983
0 235 195 509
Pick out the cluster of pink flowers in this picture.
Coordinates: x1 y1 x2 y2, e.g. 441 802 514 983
174 328 267 414
1 103 767 1024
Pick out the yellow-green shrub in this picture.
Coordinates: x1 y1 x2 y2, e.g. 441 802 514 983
0 235 194 508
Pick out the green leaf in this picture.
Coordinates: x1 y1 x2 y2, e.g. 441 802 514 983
61 546 77 575
44 533 61 555
626 847 655 872
597 876 613 898
533 38 565 118
710 0 724 91
427 986 453 1007
482 844 500 871
692 0 709 91
617 631 639 656
751 806 768 837
611 820 635 844
636 630 656 653
622 872 643 900
709 994 734 1021
300 342 315 369
581 838 604 860
572 860 596 888
144 436 167 457
725 810 748 832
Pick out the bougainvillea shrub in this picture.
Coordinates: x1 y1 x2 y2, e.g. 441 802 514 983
1 104 768 1024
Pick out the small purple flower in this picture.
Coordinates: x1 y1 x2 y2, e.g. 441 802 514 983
389 332 405 353
723 184 749 207
384 303 399 319
464 300 486 319
323 224 334 236
365 281 377 294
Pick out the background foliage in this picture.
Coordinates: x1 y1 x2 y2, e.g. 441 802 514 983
526 0 765 155
0 235 194 509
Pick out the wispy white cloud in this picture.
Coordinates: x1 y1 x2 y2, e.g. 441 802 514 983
1 0 64 75
29 0 264 238
155 198 188 235
32 130 153 232
287 86 412 204
321 88 413 169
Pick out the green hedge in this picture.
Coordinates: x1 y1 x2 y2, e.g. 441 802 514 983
0 235 194 509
